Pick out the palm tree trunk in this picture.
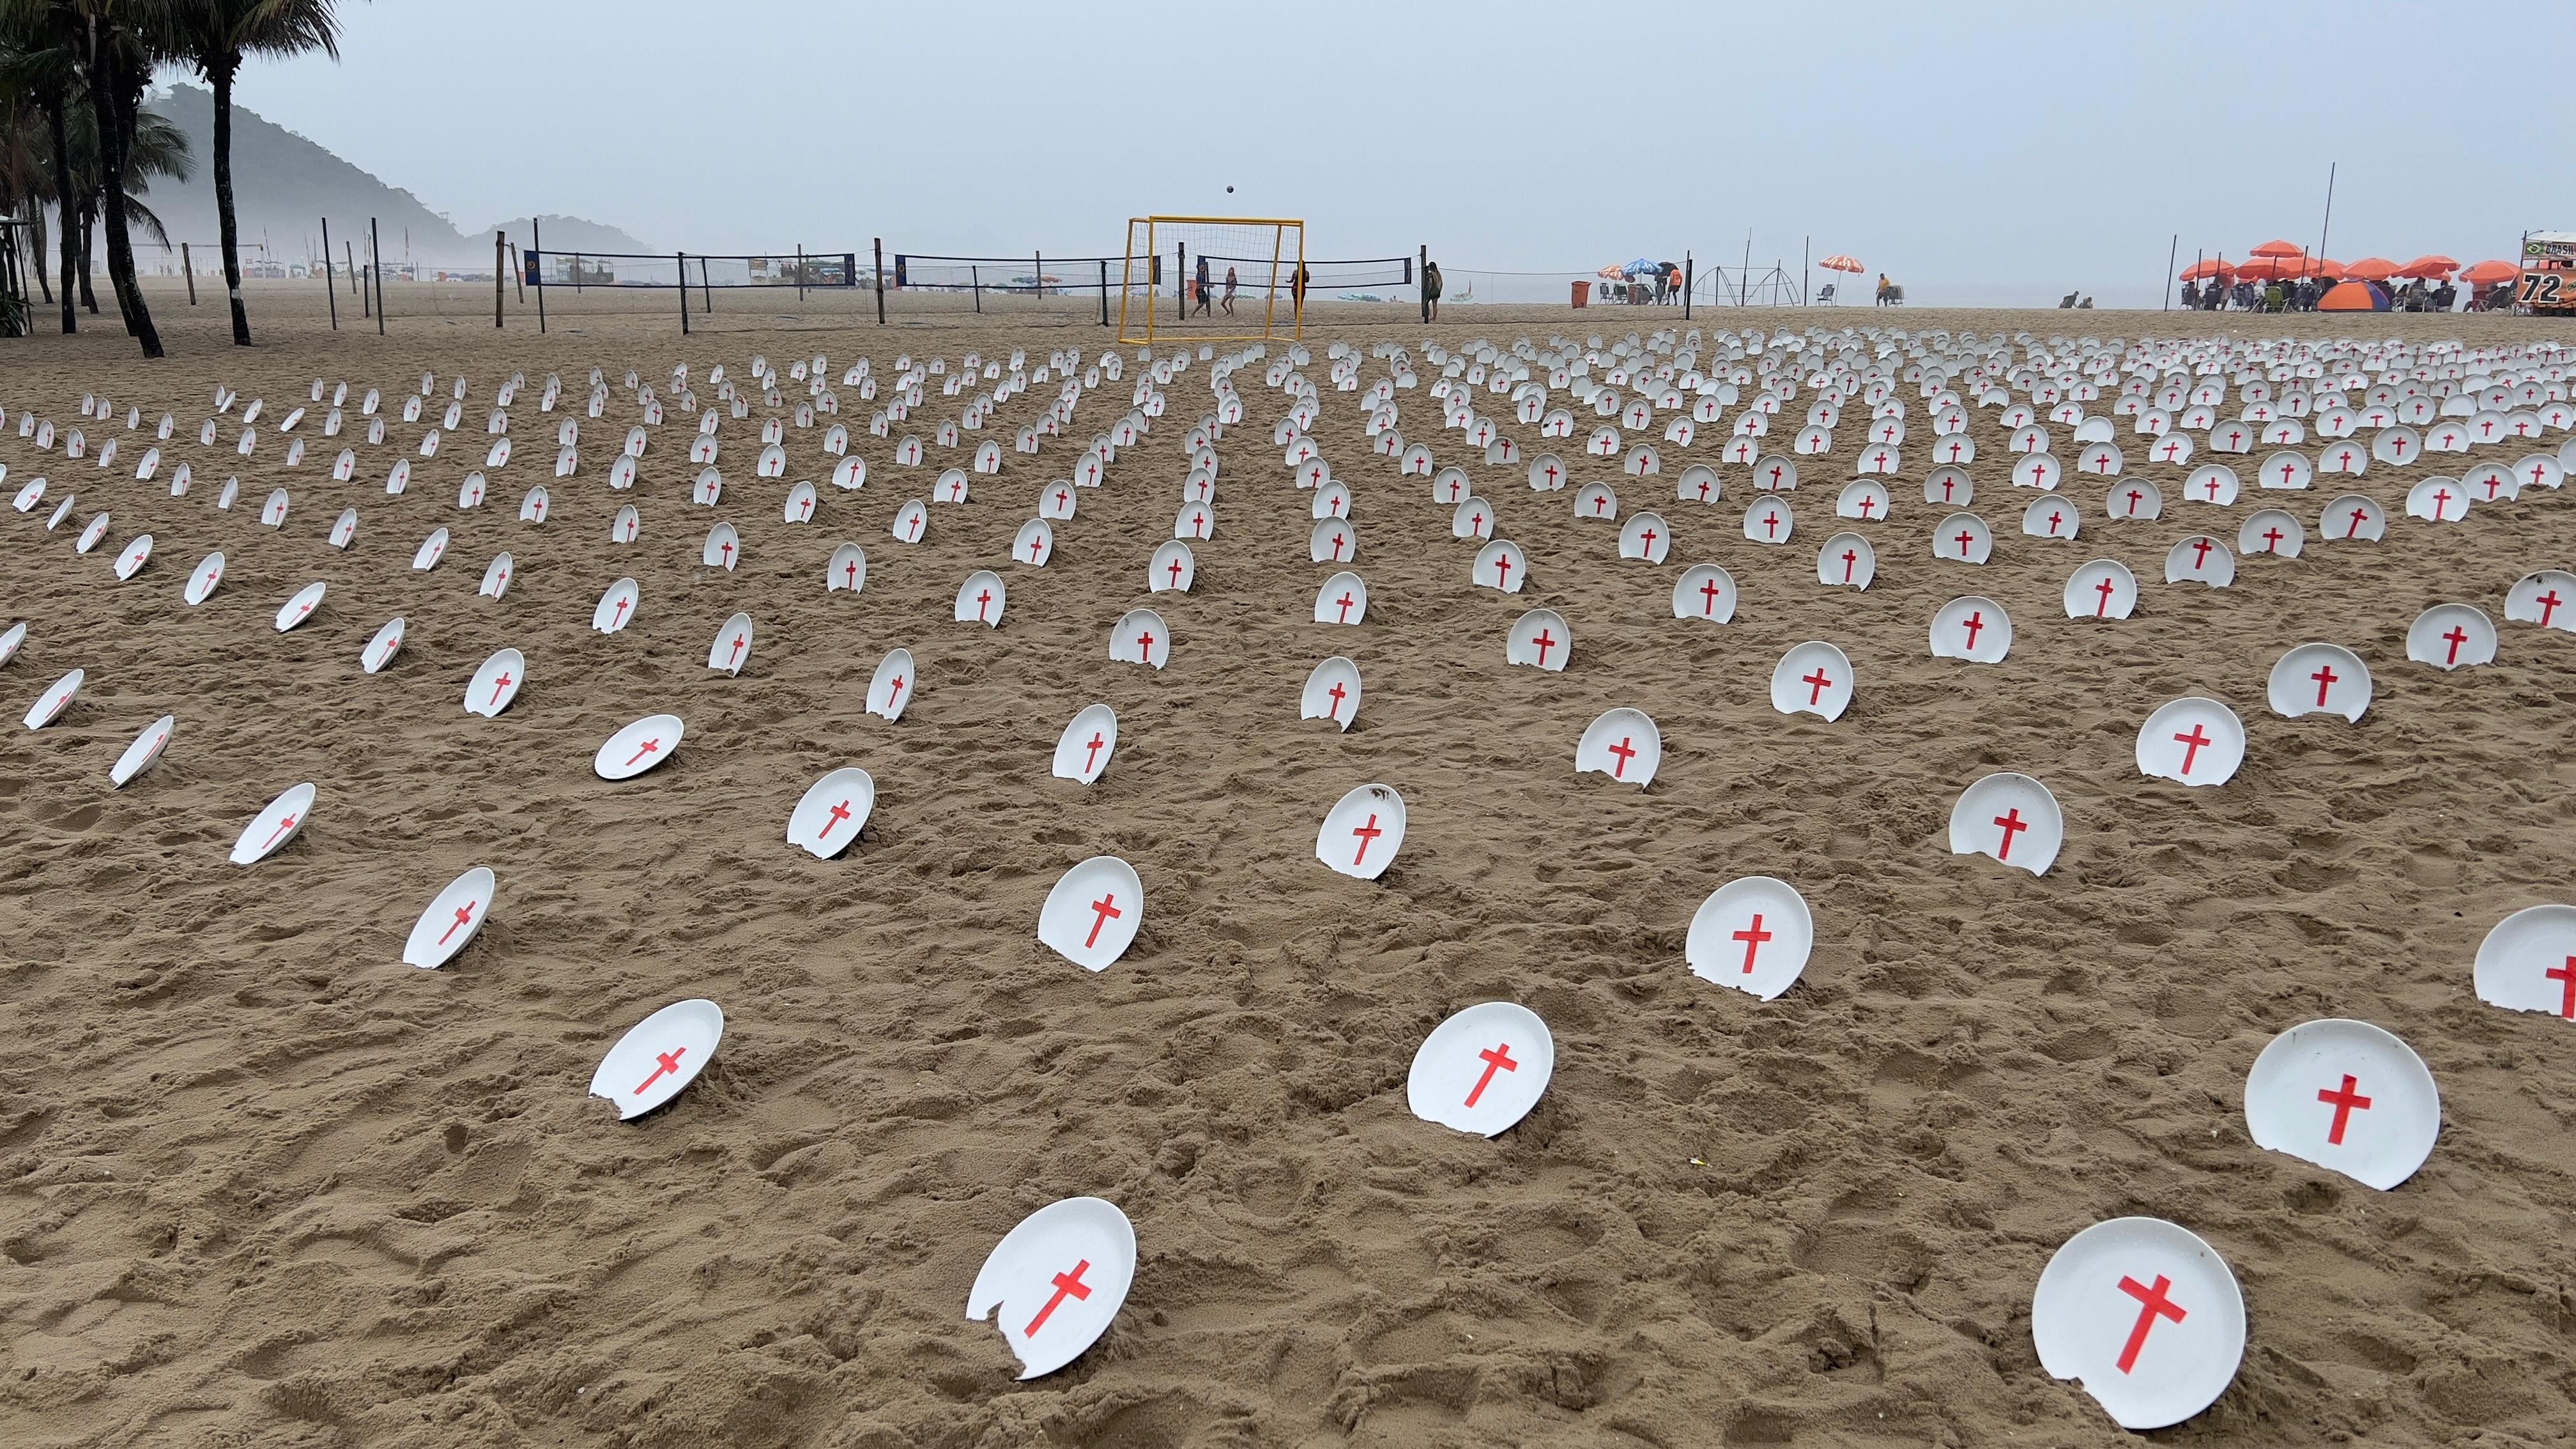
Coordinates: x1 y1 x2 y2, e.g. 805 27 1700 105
92 34 160 358
211 57 249 344
77 199 97 312
25 203 52 305
44 94 75 332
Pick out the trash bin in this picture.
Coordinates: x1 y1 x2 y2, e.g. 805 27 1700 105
1570 279 1589 309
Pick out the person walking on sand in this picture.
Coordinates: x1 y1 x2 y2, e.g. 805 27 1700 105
1422 259 1443 322
1291 262 1310 316
1193 254 1212 316
1222 265 1238 317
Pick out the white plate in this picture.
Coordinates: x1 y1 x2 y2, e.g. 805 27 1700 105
594 714 683 779
403 866 496 969
588 998 724 1120
229 782 316 865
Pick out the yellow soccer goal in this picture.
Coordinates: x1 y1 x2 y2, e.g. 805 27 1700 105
1117 216 1306 345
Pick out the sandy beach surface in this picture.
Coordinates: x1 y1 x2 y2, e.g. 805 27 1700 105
3 282 2573 1448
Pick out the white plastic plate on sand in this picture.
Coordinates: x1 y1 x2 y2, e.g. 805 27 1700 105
2135 698 2244 786
0 621 25 668
1315 572 1368 625
1672 564 1736 622
1929 596 2011 663
2031 1217 2244 1431
788 767 875 859
1301 656 1361 730
2266 642 2370 722
2243 1018 2439 1191
954 570 1006 628
109 714 174 786
1770 641 1855 721
229 781 316 865
864 648 916 720
2472 903 2576 1023
113 533 151 580
479 552 514 599
1110 608 1169 668
588 998 724 1121
965 1197 1137 1381
1575 707 1660 786
595 714 683 779
1317 783 1406 880
1505 608 1569 671
466 648 525 717
275 582 325 632
185 551 225 606
1406 1001 1553 1137
1052 703 1118 785
1949 772 2062 875
2405 604 2496 671
363 617 405 674
413 527 448 570
707 612 754 675
2064 559 2137 620
1037 855 1143 971
25 668 82 730
1685 875 1813 1000
403 866 496 969
593 577 640 634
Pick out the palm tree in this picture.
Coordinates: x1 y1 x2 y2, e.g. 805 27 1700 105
169 0 342 346
0 1 82 333
72 0 165 355
64 88 188 276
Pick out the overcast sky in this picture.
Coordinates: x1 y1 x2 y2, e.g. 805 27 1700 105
217 0 2569 305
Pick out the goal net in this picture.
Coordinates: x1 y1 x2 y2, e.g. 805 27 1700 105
1117 216 1304 345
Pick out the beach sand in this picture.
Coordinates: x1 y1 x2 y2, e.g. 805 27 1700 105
3 282 2573 1447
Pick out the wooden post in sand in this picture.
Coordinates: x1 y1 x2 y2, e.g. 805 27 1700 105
531 216 545 334
181 243 195 304
494 232 505 328
320 217 337 330
678 252 690 336
873 237 885 325
1684 253 1693 319
2163 234 2178 312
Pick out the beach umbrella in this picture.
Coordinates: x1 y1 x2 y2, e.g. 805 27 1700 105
1818 254 1864 273
1597 264 1625 279
1621 258 1658 277
2342 257 2400 281
2396 255 2458 279
2248 239 2306 258
2179 259 2235 281
2461 259 2518 284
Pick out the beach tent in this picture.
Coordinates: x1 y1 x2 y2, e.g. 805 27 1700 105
2318 280 2390 311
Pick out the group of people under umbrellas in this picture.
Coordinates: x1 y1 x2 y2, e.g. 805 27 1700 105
2177 246 2514 313
1594 258 1685 304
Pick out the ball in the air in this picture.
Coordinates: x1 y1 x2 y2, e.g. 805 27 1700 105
1226 186 1235 194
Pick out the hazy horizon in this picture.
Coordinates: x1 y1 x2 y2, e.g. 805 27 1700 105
185 0 2571 309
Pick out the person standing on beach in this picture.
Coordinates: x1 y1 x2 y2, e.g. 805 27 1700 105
1193 254 1212 316
1291 263 1310 316
1222 266 1238 317
1422 259 1443 321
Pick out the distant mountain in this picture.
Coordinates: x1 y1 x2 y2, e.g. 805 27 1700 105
137 83 650 268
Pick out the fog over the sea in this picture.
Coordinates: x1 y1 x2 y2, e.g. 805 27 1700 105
219 0 2568 308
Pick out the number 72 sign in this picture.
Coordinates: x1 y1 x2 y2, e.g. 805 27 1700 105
2518 269 2568 307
